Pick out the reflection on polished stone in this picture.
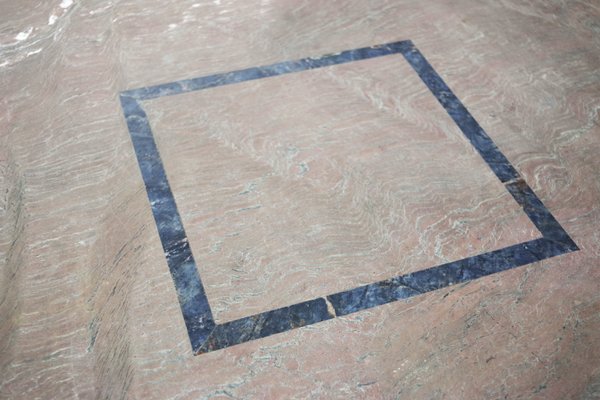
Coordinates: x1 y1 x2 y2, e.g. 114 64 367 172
1 0 599 398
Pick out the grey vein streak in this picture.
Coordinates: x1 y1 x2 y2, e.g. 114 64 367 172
118 40 578 355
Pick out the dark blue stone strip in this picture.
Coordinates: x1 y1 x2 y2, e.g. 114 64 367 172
122 41 413 101
119 94 215 351
400 44 520 183
196 236 576 354
196 298 333 354
327 237 576 318
505 179 578 250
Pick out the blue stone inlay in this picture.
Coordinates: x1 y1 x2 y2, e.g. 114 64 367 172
327 237 575 317
197 298 333 354
400 45 521 183
505 180 579 249
119 95 215 350
118 40 578 355
122 41 413 101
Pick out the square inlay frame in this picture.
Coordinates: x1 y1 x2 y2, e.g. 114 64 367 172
119 40 578 355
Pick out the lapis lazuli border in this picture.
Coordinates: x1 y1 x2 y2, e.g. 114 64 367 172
119 40 578 355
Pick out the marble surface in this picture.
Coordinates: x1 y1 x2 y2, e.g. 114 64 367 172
144 50 541 324
1 0 599 398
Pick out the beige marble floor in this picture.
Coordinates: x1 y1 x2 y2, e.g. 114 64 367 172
1 0 599 399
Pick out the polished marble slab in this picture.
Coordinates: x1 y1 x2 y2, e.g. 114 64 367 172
146 51 542 323
2 0 599 398
121 40 576 354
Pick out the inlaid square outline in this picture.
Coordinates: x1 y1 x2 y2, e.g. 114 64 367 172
119 40 578 355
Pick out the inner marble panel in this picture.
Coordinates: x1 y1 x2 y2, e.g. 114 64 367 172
144 54 541 323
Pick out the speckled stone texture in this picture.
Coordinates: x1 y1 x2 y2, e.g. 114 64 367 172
144 53 540 323
1 1 599 399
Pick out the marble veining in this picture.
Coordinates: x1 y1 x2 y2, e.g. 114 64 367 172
120 40 578 355
2 1 599 398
